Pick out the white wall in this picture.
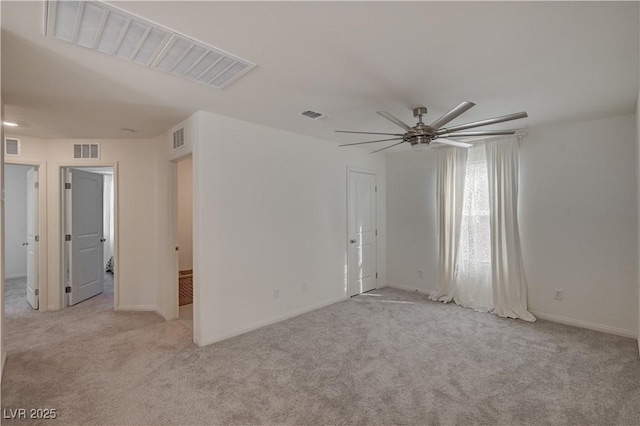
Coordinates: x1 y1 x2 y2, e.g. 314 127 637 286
386 150 438 294
520 114 637 336
1 16 6 381
168 111 387 345
177 156 193 271
5 135 161 312
637 88 640 351
4 165 30 279
386 113 639 337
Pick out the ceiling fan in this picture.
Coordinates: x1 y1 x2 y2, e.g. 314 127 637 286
336 101 527 153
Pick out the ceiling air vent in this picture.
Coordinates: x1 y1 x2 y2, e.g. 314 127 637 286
4 138 21 157
73 143 100 159
45 0 256 89
301 110 325 120
173 128 185 149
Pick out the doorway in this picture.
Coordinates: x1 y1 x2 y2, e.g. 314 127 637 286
4 164 40 313
347 168 378 297
62 167 115 308
176 155 193 330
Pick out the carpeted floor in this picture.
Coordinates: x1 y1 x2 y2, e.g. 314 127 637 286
2 283 639 425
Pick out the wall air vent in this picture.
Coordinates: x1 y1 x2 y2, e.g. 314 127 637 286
173 128 185 149
4 138 21 157
301 110 325 120
73 143 100 159
45 0 256 89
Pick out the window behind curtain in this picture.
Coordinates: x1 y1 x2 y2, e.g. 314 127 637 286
453 145 493 312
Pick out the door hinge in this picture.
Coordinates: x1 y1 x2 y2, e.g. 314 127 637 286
65 286 72 293
35 235 40 242
35 182 39 189
375 229 378 236
65 182 71 190
65 234 71 241
35 289 39 296
376 272 378 279
375 186 378 193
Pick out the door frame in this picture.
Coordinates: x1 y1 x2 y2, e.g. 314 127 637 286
169 154 194 327
346 166 378 297
59 162 118 310
4 160 47 311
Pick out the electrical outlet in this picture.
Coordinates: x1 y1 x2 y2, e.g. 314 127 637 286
554 289 563 300
302 281 308 292
274 288 281 299
419 269 424 279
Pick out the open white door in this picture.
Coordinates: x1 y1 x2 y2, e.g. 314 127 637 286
26 167 39 309
68 169 104 305
347 170 377 297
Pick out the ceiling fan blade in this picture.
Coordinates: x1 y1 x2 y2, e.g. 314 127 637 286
443 130 518 137
370 141 406 154
338 137 403 147
377 111 412 131
335 130 405 136
437 112 528 135
432 138 473 149
429 101 475 129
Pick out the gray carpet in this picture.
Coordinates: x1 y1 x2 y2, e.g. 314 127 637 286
2 283 639 425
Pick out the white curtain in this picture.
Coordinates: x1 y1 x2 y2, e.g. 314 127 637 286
103 174 114 268
485 138 535 322
430 147 468 303
453 146 493 312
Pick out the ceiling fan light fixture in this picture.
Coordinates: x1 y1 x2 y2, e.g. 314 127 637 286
45 0 256 89
412 143 431 152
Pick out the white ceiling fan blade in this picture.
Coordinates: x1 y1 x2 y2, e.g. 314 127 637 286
377 111 412 131
432 138 473 148
437 112 528 135
339 138 403 147
429 101 475 129
443 130 518 137
370 140 406 154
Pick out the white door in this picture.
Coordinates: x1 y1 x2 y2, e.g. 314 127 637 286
348 170 377 296
68 169 104 305
26 167 39 309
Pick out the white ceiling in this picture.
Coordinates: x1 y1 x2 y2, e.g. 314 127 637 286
2 1 638 152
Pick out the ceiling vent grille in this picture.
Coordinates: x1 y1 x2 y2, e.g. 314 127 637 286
45 0 256 89
4 138 21 157
301 110 325 120
73 143 100 159
173 128 184 149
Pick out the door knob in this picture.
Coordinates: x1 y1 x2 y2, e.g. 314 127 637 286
350 239 357 244
100 238 106 243
22 242 28 246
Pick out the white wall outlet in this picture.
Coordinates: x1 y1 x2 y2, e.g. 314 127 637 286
274 288 281 299
302 281 308 292
554 289 563 300
419 269 424 279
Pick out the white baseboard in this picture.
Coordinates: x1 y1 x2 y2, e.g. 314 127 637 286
1 351 7 383
385 282 431 296
5 274 27 280
531 311 637 339
154 306 168 320
196 295 348 347
117 304 157 312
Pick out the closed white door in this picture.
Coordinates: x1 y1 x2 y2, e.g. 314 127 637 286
348 170 377 296
69 169 104 305
26 167 39 309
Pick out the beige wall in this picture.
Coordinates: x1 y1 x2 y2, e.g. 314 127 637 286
177 156 193 272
